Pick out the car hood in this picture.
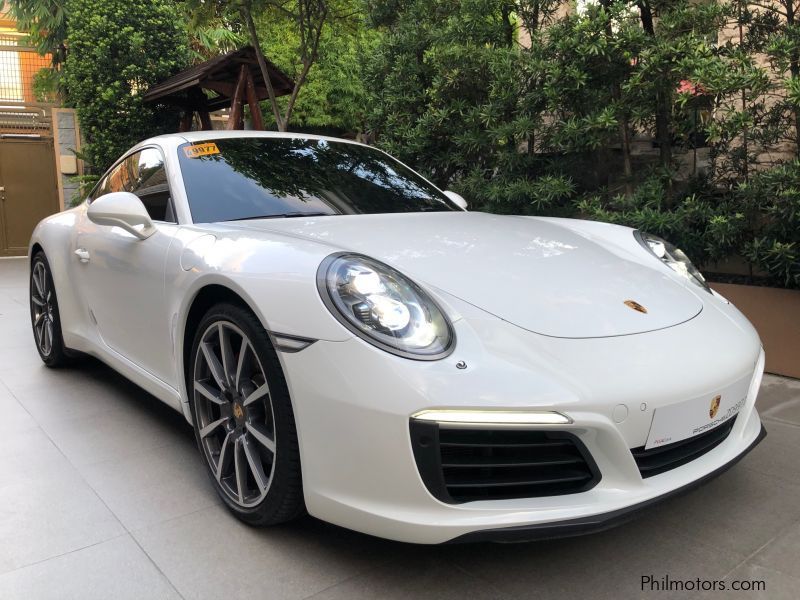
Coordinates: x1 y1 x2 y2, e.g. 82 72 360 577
229 212 703 338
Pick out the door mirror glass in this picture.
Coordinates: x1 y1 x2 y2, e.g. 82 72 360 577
87 191 156 240
443 190 468 210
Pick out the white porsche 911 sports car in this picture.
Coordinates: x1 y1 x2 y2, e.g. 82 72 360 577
28 131 765 544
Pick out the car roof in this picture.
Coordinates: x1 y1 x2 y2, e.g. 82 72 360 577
143 130 367 149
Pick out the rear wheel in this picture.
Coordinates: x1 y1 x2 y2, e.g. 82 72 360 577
189 303 304 525
30 252 71 367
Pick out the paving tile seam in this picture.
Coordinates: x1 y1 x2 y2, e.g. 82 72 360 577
297 555 398 600
740 467 800 489
34 419 181 469
449 559 516 599
74 439 189 471
760 415 800 429
127 503 218 536
128 533 187 600
0 326 197 598
658 524 755 565
0 379 35 421
0 532 130 577
725 562 800 586
718 514 800 582
35 423 188 599
0 364 188 597
761 400 800 417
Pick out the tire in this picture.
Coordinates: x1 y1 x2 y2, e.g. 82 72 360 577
188 302 304 526
29 251 71 368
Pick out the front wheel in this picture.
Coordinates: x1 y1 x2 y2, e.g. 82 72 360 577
189 303 304 526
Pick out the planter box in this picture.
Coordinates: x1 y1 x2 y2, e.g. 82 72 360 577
711 283 800 379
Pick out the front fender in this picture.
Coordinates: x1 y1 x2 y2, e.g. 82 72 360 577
166 227 354 421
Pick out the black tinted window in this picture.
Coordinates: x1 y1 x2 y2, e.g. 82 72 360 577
177 137 457 223
91 162 126 199
128 149 174 222
90 148 175 223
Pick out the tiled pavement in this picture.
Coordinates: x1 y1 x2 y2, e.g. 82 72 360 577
1 256 799 599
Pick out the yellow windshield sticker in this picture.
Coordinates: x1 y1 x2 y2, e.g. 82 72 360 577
183 142 220 158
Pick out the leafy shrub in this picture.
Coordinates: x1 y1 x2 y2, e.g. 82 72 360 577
365 0 799 289
736 162 800 288
62 0 188 172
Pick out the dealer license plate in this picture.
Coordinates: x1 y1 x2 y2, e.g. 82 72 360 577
644 387 748 450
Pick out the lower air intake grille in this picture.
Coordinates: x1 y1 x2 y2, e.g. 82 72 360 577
631 417 737 478
410 421 601 504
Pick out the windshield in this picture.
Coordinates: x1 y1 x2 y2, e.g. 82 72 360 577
177 137 458 223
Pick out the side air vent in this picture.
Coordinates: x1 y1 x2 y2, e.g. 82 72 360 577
410 420 601 504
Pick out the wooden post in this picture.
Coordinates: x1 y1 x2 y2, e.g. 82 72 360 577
198 111 212 130
179 111 194 132
188 88 213 131
244 67 265 130
226 65 248 130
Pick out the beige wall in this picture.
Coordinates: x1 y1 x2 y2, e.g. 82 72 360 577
712 283 800 379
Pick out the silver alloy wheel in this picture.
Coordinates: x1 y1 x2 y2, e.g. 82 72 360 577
31 261 54 357
193 321 277 507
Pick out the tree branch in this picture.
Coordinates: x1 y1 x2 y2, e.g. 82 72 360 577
241 3 286 131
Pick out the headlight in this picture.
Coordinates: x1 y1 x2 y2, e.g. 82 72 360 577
317 253 455 359
634 231 710 293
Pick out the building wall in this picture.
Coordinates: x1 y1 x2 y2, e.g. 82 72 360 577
0 4 52 103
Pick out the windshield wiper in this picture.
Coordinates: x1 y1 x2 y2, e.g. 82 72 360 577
229 211 334 222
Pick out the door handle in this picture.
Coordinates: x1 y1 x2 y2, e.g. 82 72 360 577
74 248 91 263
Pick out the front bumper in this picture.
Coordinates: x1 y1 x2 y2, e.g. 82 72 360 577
280 293 766 544
451 424 766 543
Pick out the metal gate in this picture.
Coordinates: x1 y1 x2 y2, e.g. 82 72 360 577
0 136 60 256
0 32 60 256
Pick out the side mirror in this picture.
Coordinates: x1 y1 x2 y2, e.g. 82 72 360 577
443 190 468 210
88 192 156 240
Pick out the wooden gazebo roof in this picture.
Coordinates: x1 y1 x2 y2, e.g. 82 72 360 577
143 46 293 111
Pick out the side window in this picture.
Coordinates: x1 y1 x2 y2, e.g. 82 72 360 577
89 157 132 201
89 177 108 201
127 148 175 223
90 148 175 222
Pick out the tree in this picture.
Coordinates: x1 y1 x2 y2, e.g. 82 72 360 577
186 0 359 131
538 1 646 192
62 0 188 171
256 12 378 134
366 0 535 192
738 161 800 286
8 0 68 101
366 0 643 209
185 11 246 62
743 0 800 156
7 0 67 66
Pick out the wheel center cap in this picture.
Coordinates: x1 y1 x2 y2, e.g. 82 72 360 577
232 402 244 422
